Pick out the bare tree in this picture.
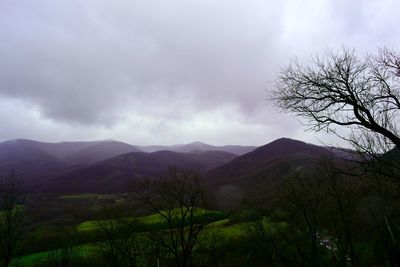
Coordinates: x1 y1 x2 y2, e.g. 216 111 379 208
272 47 400 266
273 47 400 166
283 169 329 267
248 210 297 266
248 162 365 266
45 244 81 267
196 231 225 267
248 167 331 267
0 172 24 267
97 217 159 267
359 168 400 266
135 167 207 267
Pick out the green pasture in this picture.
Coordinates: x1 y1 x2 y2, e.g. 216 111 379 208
77 208 226 232
12 214 279 267
58 193 125 207
58 194 99 199
12 243 97 267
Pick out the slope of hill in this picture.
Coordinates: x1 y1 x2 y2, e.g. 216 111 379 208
217 145 258 156
135 144 183 153
137 141 256 155
0 139 143 189
48 150 238 193
0 139 141 164
27 140 103 159
0 140 72 185
0 137 341 198
64 140 141 165
206 138 335 208
186 150 238 170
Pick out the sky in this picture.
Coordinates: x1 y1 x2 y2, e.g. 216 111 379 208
0 0 399 146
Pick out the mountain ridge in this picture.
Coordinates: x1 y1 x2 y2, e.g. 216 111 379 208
206 138 337 208
136 141 257 155
0 137 349 197
47 150 238 193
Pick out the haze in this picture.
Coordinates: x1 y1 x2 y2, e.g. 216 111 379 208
1 0 399 145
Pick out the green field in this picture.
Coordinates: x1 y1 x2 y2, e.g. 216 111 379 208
13 243 98 267
13 215 255 267
77 208 226 231
57 193 126 210
9 194 238 267
6 192 283 267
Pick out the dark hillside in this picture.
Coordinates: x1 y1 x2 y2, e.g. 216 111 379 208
64 140 141 165
47 150 237 193
137 142 256 155
0 140 71 186
206 138 336 208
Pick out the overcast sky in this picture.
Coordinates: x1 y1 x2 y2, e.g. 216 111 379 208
0 0 399 146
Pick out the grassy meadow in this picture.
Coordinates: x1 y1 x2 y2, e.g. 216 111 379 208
8 193 264 267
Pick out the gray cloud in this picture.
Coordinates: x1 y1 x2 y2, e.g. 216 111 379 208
0 0 399 145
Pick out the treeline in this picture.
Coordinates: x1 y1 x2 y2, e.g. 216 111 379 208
2 161 400 267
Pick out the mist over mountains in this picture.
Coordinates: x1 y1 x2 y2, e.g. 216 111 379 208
136 141 256 155
0 138 345 197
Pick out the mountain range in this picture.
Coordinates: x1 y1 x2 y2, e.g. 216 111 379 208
50 150 238 193
136 141 256 155
0 138 345 201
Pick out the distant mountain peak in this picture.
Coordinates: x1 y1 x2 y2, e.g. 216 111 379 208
271 137 303 143
206 137 336 206
137 141 256 155
252 138 324 156
265 138 321 149
188 141 209 145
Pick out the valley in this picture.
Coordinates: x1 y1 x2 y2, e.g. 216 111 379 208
1 137 398 266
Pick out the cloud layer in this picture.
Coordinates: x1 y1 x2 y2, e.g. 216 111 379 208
0 0 399 145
